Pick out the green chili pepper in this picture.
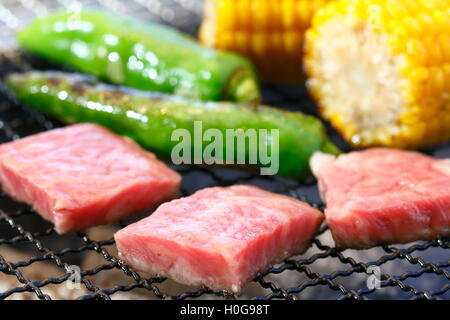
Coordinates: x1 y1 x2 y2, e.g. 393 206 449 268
6 71 339 179
17 9 260 103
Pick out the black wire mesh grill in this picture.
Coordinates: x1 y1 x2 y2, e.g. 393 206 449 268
0 0 449 301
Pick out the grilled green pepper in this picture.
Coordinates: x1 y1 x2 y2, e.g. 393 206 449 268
6 71 339 179
17 10 260 103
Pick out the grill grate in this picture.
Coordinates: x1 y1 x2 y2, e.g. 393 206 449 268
0 0 449 301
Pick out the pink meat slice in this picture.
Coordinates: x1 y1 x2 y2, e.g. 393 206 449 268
310 148 450 249
114 185 323 293
0 123 181 234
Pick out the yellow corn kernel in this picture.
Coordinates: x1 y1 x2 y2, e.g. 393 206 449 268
199 0 333 83
304 0 450 149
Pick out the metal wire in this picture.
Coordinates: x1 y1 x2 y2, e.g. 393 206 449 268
0 0 449 301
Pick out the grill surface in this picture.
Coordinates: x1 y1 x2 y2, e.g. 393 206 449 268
0 0 449 300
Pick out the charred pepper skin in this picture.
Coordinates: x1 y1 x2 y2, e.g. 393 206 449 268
6 71 340 179
17 10 260 103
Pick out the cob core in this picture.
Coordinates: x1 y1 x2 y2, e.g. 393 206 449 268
200 0 332 82
304 0 450 149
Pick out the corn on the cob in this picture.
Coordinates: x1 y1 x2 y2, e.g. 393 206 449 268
304 0 450 149
200 0 332 82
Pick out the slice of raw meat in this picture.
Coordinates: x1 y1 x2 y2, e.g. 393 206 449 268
0 123 181 234
310 148 450 249
114 185 324 294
